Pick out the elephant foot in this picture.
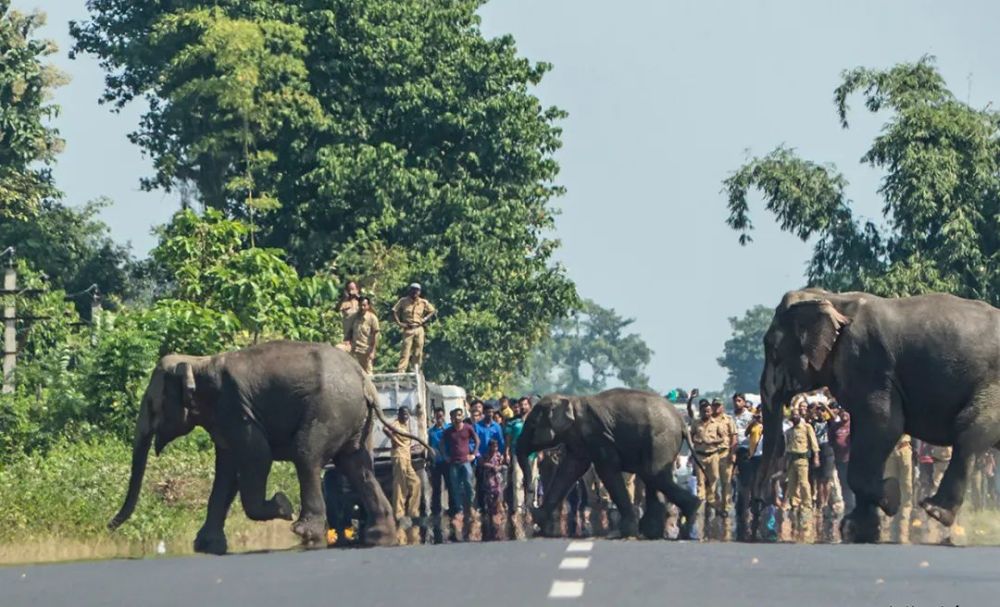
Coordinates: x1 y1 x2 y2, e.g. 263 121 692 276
193 530 228 555
639 503 668 540
292 516 327 547
879 477 901 516
840 507 880 543
609 517 638 539
273 492 294 521
920 498 957 527
363 520 397 547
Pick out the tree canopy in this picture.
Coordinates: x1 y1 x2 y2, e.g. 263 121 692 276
514 299 653 396
724 57 1000 304
716 304 771 396
72 0 577 392
0 2 64 221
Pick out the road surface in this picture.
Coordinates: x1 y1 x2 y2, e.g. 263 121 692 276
3 539 998 606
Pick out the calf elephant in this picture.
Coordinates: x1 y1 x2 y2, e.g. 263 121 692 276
757 289 1000 542
517 388 701 539
108 340 430 554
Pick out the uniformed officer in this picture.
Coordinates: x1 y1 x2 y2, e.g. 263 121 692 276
689 395 724 524
384 406 422 544
784 401 820 538
711 398 738 519
883 433 913 543
348 296 379 374
392 283 437 373
337 280 360 350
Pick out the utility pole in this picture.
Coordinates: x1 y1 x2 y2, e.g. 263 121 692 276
2 247 15 394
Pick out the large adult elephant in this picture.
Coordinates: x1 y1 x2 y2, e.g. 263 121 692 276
107 340 430 554
757 288 1000 542
516 388 701 539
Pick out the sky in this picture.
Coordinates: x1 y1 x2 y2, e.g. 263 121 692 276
20 0 1000 392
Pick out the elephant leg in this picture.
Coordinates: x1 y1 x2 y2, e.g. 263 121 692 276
194 448 238 555
922 386 1000 527
646 469 700 540
842 388 900 543
336 448 396 547
237 428 294 522
638 484 667 540
593 463 637 538
291 459 327 547
535 455 590 537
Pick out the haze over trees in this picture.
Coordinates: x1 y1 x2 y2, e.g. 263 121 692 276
717 304 771 396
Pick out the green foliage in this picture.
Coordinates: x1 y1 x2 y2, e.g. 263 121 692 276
72 0 577 391
0 435 300 545
0 198 138 313
716 305 772 395
514 299 653 396
725 57 1000 304
0 2 64 221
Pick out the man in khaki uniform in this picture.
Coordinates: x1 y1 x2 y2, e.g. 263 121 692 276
883 434 913 543
784 402 820 536
349 296 379 374
711 398 738 518
392 283 437 373
384 406 421 544
337 281 360 350
689 397 725 517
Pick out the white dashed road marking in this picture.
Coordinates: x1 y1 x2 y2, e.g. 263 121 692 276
548 580 585 599
559 557 591 570
549 541 594 599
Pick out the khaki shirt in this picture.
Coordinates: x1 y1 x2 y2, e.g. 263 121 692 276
350 311 380 354
930 445 952 462
387 421 412 461
895 434 911 450
339 298 359 338
393 296 436 328
784 422 819 456
690 417 725 452
715 413 737 449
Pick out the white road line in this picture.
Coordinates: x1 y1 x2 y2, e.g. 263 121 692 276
548 580 585 599
559 556 591 570
565 540 593 553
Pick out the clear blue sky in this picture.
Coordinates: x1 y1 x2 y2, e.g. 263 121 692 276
23 0 1000 392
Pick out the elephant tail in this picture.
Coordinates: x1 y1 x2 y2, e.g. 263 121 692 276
363 375 437 457
683 426 707 476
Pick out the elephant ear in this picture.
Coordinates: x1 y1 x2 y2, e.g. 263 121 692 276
550 397 577 434
172 362 197 410
786 299 850 372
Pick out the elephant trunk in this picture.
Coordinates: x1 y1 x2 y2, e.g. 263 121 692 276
754 379 791 501
108 396 153 530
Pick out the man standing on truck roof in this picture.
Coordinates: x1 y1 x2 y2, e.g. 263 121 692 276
348 296 379 374
384 406 422 545
427 407 450 518
443 408 479 537
392 283 437 373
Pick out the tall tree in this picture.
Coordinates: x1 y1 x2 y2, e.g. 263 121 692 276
0 2 64 221
515 299 653 396
72 0 577 391
716 304 771 395
724 57 1000 305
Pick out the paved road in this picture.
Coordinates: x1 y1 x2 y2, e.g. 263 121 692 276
3 539 998 607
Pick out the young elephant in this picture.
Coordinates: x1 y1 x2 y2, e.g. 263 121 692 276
517 388 701 539
107 340 430 554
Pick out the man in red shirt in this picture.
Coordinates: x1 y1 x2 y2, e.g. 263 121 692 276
443 408 479 519
828 406 853 512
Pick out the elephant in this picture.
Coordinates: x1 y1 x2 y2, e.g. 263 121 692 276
516 388 701 540
757 288 1000 542
107 340 431 554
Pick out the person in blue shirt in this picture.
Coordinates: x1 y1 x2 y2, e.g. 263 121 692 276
426 407 450 517
473 403 505 511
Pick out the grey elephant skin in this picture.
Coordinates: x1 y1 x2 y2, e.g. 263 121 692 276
108 340 424 554
758 288 1000 542
516 388 701 539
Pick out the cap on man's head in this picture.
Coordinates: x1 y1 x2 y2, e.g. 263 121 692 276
712 398 724 406
409 282 422 291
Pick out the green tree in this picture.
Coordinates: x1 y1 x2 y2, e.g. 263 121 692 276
514 299 653 396
716 304 771 395
0 198 138 314
72 0 577 391
0 2 64 221
724 57 1000 304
